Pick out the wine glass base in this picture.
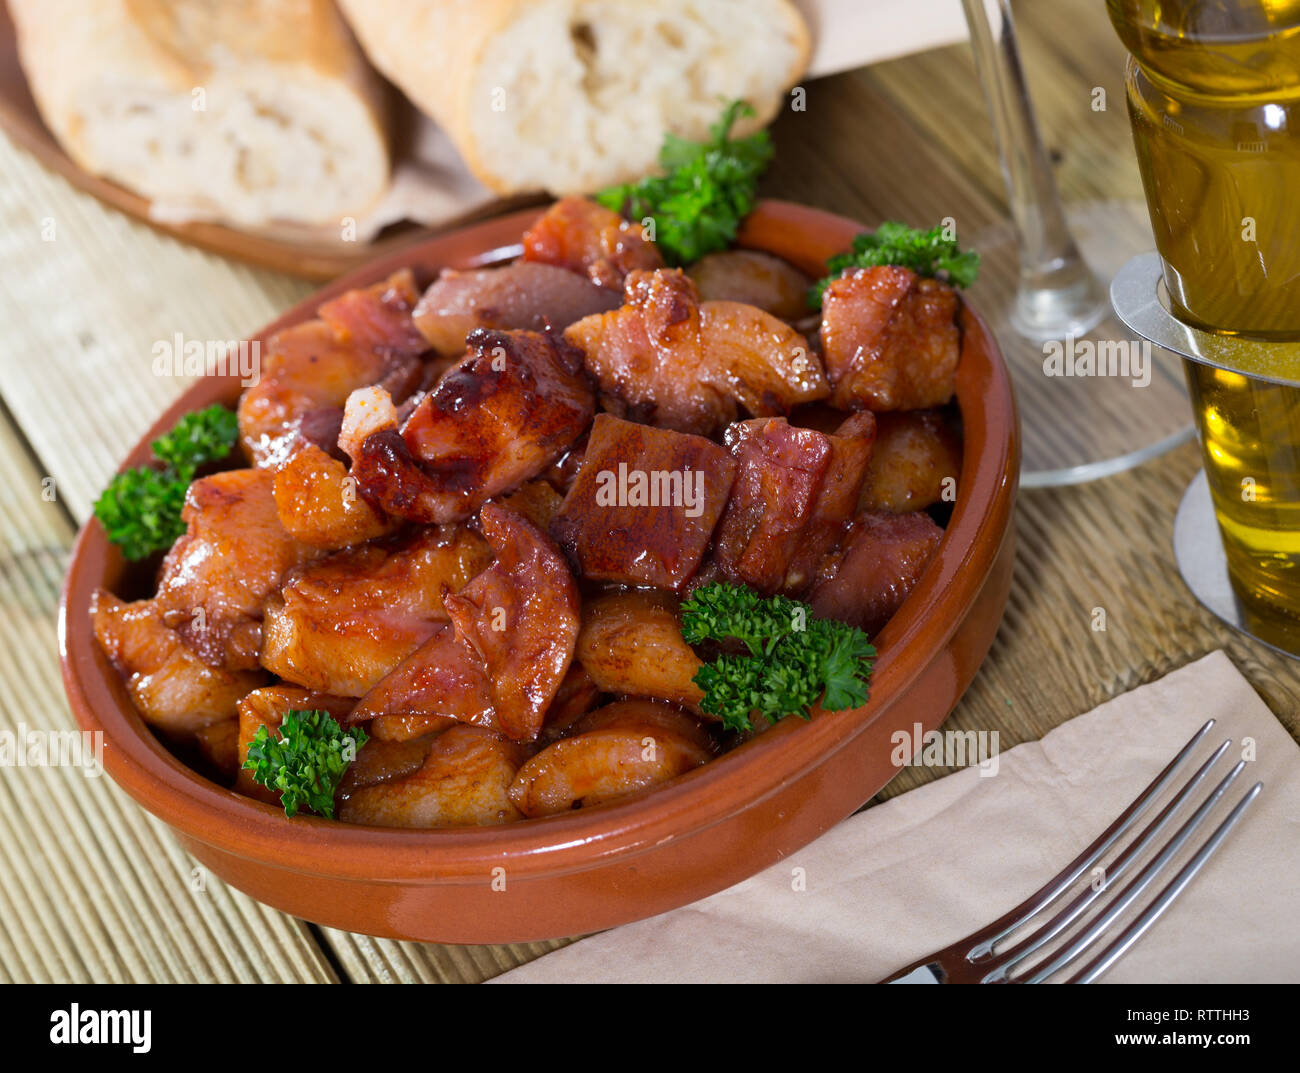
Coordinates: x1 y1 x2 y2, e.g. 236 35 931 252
970 200 1194 487
1174 471 1300 661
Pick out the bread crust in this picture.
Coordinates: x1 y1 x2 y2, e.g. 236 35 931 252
337 0 810 195
10 0 391 227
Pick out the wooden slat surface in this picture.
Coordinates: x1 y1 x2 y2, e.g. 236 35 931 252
0 0 1296 983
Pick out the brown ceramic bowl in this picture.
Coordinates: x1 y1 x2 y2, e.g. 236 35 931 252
60 201 1019 944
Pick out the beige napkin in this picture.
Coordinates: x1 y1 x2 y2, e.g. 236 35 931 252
493 652 1300 983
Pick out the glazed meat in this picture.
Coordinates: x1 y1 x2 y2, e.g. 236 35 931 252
234 686 354 804
272 441 394 550
551 414 738 592
712 413 875 595
91 590 265 737
508 700 714 818
859 410 963 514
565 268 829 436
821 265 961 411
154 468 317 671
353 328 594 524
575 590 706 712
260 525 491 697
339 725 530 828
336 733 442 801
807 510 945 636
349 504 581 743
237 270 427 467
522 196 664 289
194 718 240 779
687 249 812 320
413 262 620 356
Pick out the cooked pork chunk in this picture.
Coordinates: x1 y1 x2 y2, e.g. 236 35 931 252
237 270 427 466
807 510 944 636
413 261 620 355
349 504 581 743
551 414 737 592
353 328 594 524
154 468 317 671
820 265 961 411
522 196 664 289
713 414 876 596
260 525 490 697
565 268 828 435
91 590 266 737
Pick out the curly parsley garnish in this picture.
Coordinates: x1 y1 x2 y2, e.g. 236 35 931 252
680 582 875 733
93 404 238 560
597 99 774 266
809 220 981 308
242 709 368 819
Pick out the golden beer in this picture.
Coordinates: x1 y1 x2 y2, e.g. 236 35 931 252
1109 0 1300 640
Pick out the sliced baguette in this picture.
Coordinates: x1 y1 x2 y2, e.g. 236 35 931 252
337 0 810 195
9 0 391 230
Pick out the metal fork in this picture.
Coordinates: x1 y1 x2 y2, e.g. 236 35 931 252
881 719 1263 983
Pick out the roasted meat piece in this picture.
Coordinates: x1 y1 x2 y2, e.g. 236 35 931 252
565 268 828 435
807 510 944 637
91 590 266 738
349 504 581 743
551 414 737 592
237 270 427 466
339 725 530 828
687 249 812 320
820 265 961 411
153 468 317 671
260 525 491 697
508 700 714 818
413 262 620 355
521 196 664 289
272 441 394 550
712 413 876 595
576 589 706 712
859 410 963 514
353 328 594 524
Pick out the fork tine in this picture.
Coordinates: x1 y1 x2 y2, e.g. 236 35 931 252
965 719 1216 960
1063 782 1263 984
975 737 1232 982
1017 759 1249 983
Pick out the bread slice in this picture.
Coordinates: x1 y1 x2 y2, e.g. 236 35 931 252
9 0 391 230
337 0 810 195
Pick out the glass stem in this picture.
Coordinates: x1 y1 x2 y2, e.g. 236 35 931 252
962 0 1107 340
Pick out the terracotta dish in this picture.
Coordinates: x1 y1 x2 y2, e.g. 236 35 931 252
60 201 1019 943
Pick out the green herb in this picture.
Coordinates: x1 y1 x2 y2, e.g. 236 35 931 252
93 403 238 560
596 99 773 266
808 220 981 308
151 405 239 471
680 582 875 733
242 709 368 819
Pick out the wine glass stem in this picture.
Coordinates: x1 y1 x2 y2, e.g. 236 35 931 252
962 0 1106 340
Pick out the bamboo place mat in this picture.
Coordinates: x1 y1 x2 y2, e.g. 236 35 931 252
1 0 1297 983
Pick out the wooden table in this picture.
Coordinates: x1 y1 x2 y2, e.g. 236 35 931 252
1 0 1296 983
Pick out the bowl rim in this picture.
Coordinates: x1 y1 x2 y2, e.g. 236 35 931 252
59 199 1020 883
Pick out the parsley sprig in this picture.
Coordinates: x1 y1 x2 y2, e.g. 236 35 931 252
680 583 875 733
809 221 980 308
93 404 238 560
242 709 368 819
597 99 773 266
